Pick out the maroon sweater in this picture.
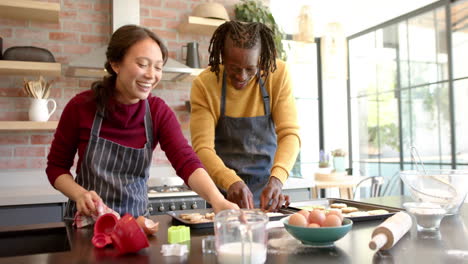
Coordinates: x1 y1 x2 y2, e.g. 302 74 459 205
46 90 202 187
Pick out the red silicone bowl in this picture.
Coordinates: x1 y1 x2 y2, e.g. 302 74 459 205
111 214 149 254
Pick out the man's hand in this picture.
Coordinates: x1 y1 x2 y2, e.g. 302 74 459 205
227 181 254 209
260 177 290 212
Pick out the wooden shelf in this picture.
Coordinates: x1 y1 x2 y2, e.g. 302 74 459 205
178 16 226 35
0 0 60 23
0 121 58 131
0 60 61 77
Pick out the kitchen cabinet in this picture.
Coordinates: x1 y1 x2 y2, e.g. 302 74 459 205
0 0 60 23
178 16 226 35
0 203 65 227
0 121 58 131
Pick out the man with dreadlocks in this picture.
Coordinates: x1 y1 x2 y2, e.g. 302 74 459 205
190 21 300 211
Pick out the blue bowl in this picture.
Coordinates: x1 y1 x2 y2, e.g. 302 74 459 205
281 216 353 247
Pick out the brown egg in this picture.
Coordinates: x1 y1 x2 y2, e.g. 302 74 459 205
326 210 344 221
288 213 308 227
136 216 159 235
308 209 326 226
307 223 321 228
297 209 310 219
322 214 342 227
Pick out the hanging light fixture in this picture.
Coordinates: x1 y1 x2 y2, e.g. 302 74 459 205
321 22 348 79
293 5 314 43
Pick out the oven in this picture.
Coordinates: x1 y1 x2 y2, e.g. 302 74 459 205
147 185 207 215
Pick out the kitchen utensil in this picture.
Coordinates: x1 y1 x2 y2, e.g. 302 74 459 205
28 98 56 122
409 147 458 202
3 46 55 62
214 209 268 264
192 2 230 20
403 202 446 231
282 216 353 247
110 214 149 255
400 169 468 215
369 211 412 251
182 42 200 68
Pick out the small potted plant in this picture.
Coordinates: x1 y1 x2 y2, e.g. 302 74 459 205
318 150 330 168
331 148 347 172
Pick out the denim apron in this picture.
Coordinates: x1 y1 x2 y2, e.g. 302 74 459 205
214 71 277 205
64 100 153 219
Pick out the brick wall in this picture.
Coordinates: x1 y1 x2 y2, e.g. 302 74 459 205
0 0 239 171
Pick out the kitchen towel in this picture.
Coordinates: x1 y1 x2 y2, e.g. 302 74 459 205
73 200 120 228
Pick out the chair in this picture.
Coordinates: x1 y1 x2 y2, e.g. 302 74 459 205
353 176 384 199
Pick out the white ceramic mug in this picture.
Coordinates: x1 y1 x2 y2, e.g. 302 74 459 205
28 98 57 122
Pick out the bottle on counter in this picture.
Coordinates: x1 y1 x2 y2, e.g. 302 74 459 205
369 211 412 251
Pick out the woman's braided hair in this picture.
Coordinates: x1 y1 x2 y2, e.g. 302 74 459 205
208 21 277 81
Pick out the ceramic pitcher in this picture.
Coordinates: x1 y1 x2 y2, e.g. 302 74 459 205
28 98 56 122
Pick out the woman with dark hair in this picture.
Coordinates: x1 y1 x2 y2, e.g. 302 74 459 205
47 25 238 219
190 21 300 211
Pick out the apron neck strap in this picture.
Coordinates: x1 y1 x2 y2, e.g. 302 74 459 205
221 71 271 116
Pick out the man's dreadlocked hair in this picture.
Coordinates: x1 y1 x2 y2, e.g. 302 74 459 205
208 21 277 81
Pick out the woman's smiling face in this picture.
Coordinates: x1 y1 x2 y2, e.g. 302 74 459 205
111 37 164 104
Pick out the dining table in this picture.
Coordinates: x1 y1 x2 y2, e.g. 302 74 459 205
0 196 467 263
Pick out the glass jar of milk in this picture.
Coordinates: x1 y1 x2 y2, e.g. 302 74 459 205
214 209 268 264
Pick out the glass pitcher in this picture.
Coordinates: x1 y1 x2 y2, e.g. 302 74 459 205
214 209 268 264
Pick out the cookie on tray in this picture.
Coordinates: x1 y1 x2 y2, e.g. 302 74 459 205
367 209 390 215
348 211 370 217
330 203 347 209
341 206 359 213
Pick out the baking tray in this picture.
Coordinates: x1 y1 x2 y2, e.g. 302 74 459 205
287 198 403 222
167 208 294 229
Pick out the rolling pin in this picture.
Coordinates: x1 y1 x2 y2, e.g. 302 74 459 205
369 211 412 251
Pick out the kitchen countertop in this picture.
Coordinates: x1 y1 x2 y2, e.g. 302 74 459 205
0 171 316 206
1 196 467 263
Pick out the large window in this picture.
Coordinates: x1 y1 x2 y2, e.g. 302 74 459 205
284 40 321 177
348 0 468 195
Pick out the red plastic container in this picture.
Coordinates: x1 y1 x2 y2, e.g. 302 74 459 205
92 213 119 248
111 214 149 254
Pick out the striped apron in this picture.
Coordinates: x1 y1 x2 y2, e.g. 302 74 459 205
64 100 153 219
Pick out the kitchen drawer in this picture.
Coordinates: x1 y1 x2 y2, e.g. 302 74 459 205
0 203 64 227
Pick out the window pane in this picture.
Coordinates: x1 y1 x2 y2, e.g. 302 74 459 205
399 21 410 88
452 0 468 79
349 32 377 97
353 94 379 161
376 26 398 93
454 79 468 164
401 83 451 164
377 92 400 160
295 98 319 164
408 8 448 86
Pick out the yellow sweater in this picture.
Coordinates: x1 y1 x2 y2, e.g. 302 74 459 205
190 60 300 191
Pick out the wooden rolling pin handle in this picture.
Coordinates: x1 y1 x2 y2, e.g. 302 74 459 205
369 233 388 250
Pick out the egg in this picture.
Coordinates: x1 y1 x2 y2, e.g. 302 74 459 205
322 214 342 227
297 209 310 219
308 209 326 226
288 213 308 227
307 223 321 228
136 216 159 235
326 210 344 221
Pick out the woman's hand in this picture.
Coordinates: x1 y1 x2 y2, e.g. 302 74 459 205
211 198 240 214
75 190 102 216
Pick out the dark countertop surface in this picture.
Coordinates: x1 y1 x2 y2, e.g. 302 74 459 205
1 196 467 264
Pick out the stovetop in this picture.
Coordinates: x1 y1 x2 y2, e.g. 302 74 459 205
147 185 197 198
